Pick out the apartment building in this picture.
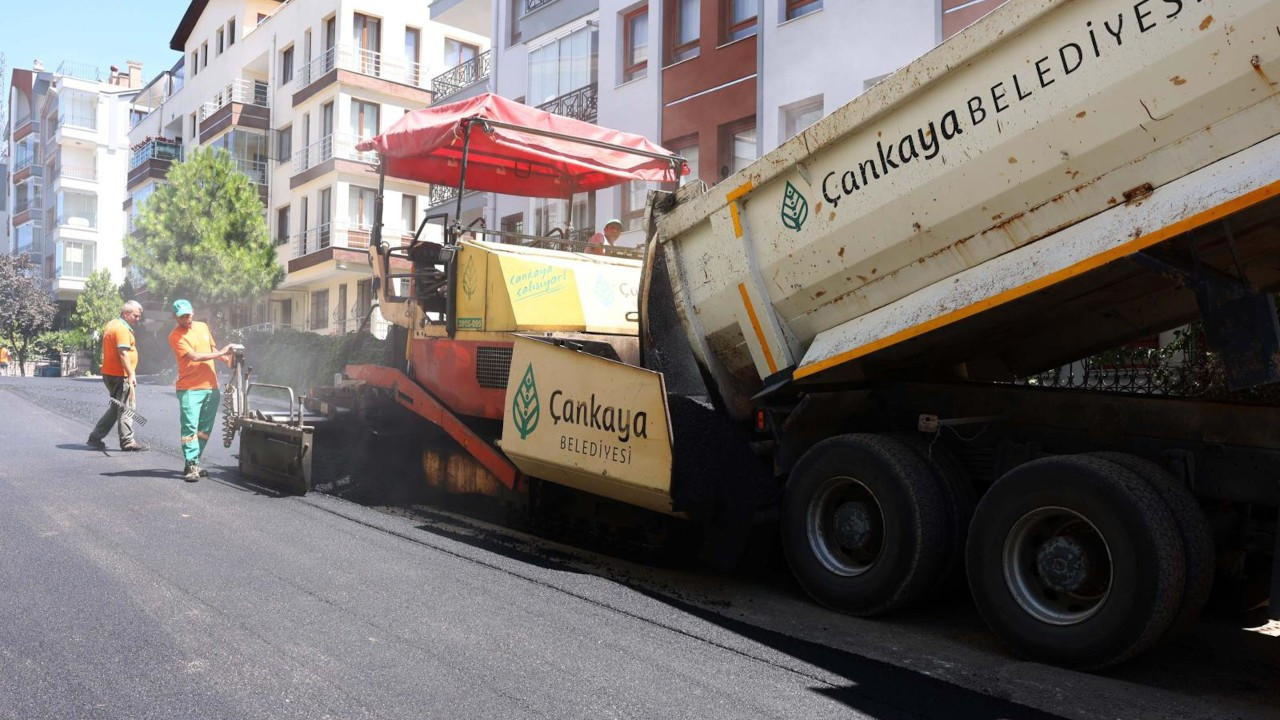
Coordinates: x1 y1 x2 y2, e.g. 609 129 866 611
126 0 487 334
426 0 1008 249
5 61 141 316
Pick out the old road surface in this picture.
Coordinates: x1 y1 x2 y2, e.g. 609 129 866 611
1 375 1277 720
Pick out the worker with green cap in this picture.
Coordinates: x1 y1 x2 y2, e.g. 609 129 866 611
167 299 235 481
587 218 624 255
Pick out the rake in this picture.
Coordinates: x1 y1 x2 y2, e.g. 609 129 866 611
108 386 148 427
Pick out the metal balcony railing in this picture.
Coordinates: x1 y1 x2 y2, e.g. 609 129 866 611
13 153 35 172
296 44 426 89
292 134 377 173
200 78 269 120
428 183 460 207
537 83 598 123
61 164 97 182
233 157 269 185
129 138 183 170
292 222 409 258
525 0 558 12
56 214 98 230
57 108 98 131
431 50 491 101
56 61 103 82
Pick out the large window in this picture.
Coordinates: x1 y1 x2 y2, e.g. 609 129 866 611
724 0 758 42
60 90 98 130
527 25 597 105
57 190 98 229
353 13 382 75
445 38 479 67
61 241 95 278
786 0 822 20
211 130 270 184
350 186 376 228
622 7 648 82
670 0 699 63
311 290 329 330
281 46 295 85
350 100 380 140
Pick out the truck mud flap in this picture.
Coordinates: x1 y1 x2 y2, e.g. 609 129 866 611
238 416 314 495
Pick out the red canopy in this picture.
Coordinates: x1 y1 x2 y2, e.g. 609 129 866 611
356 93 686 198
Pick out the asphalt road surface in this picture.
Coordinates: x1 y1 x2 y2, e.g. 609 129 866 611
1 375 1277 720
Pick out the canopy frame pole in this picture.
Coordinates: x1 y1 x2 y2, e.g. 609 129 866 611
453 119 477 244
480 118 685 166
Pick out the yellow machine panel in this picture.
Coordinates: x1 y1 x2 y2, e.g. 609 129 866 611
501 336 676 515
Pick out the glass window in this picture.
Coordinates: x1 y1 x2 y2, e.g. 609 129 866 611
278 125 292 162
61 241 95 278
672 0 699 62
202 41 208 68
217 28 225 55
406 27 421 85
350 186 375 227
623 7 647 82
401 195 417 236
311 290 329 330
58 190 98 229
622 180 654 230
444 38 479 67
350 100 379 140
786 0 822 20
228 17 236 45
782 97 823 142
276 206 290 246
281 46 294 85
725 0 758 42
673 139 699 186
527 25 597 105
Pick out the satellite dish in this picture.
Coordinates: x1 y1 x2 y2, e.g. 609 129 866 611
369 304 389 341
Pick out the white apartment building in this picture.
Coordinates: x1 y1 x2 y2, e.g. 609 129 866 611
426 0 1007 250
6 61 142 315
127 0 487 333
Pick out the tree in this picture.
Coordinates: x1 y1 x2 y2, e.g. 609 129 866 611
124 147 283 328
0 254 56 376
70 269 123 372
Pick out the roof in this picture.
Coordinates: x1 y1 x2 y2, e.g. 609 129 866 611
170 0 283 51
356 93 686 198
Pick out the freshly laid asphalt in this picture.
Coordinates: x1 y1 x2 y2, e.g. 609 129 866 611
0 375 1274 720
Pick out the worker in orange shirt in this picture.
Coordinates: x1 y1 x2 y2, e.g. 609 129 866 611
0 345 10 375
88 301 146 451
168 299 235 482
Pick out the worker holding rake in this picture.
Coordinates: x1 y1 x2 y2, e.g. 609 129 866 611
87 301 146 452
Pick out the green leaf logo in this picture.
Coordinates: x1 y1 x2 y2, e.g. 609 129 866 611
462 256 478 299
780 181 809 232
512 363 540 439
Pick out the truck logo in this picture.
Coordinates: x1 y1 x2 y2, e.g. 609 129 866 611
781 181 809 232
512 363 541 439
462 256 478 299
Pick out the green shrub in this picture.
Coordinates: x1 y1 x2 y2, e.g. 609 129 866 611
232 329 389 394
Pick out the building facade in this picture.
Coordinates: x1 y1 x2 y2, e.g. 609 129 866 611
126 0 487 333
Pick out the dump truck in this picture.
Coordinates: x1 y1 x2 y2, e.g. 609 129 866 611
229 0 1280 670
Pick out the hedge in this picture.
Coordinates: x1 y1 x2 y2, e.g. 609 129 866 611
231 329 390 395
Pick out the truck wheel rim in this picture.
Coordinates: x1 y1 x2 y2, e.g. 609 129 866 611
808 476 884 577
1003 506 1112 626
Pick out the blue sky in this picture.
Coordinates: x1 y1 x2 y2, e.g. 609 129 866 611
2 0 187 94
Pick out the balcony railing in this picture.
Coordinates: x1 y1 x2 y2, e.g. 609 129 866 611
56 214 98 230
292 222 410 258
129 138 183 171
60 164 97 182
429 184 460 207
56 61 103 82
525 0 558 12
431 50 491 101
57 109 98 131
232 157 269 185
296 45 426 90
292 134 377 173
13 154 35 172
200 78 269 120
537 83 598 123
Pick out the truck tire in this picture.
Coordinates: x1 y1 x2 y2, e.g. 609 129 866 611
1088 452 1214 634
966 455 1185 669
893 433 977 593
782 434 949 616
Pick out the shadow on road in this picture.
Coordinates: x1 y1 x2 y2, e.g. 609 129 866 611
100 468 187 480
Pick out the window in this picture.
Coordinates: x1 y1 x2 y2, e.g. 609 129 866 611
401 195 417 237
622 7 648 82
202 41 208 68
353 13 382 76
501 212 524 237
785 0 822 20
670 0 699 63
276 206 290 246
228 17 236 45
724 0 758 42
350 100 379 141
57 190 98 229
278 125 292 162
671 136 699 186
444 38 479 67
357 279 372 320
509 0 523 45
311 290 329 330
350 186 376 228
281 46 294 85
191 50 198 76
621 180 653 230
781 96 823 142
406 27 421 84
318 187 332 244
721 119 756 178
527 25 596 105
217 28 225 55
190 112 199 139
336 284 349 330
61 241 95 278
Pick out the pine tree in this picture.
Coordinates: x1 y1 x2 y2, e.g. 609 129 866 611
124 147 283 328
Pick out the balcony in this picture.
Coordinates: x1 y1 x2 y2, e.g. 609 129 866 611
128 138 182 189
232 157 269 186
59 163 98 183
286 222 412 276
290 134 379 188
431 50 491 102
537 83 598 123
56 61 103 82
293 45 433 106
199 79 270 142
57 108 98 132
